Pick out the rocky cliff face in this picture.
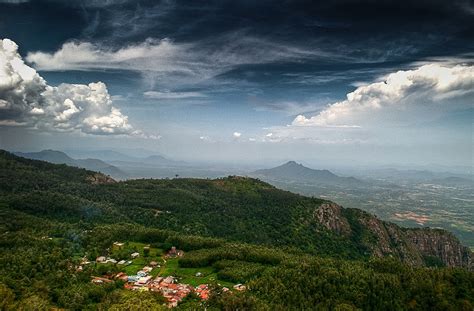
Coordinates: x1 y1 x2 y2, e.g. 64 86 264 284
405 229 472 268
314 203 351 235
314 203 472 269
355 211 424 265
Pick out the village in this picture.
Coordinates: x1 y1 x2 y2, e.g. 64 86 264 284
79 242 245 308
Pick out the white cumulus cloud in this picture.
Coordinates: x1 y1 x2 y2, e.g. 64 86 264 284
0 38 47 122
292 63 474 128
0 38 139 136
233 132 242 138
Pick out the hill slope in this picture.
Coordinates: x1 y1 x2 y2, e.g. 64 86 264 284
1 150 471 269
253 161 361 185
14 149 127 179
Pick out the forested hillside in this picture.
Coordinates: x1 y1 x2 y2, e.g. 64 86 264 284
2 150 471 267
1 150 473 310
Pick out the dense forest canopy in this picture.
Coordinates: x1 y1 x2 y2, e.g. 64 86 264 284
0 150 473 310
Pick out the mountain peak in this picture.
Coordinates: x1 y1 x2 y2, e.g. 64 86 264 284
42 149 65 153
253 161 362 185
284 160 301 166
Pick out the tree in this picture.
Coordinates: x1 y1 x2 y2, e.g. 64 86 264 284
17 295 50 311
0 284 15 311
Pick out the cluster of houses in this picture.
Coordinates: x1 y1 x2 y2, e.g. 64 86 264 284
91 242 139 263
90 260 213 307
124 265 155 285
85 243 245 308
118 263 210 308
146 276 197 307
95 255 134 265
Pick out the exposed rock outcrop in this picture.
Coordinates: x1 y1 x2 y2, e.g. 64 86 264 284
86 173 116 185
313 203 473 269
406 229 472 268
314 203 351 235
384 223 423 266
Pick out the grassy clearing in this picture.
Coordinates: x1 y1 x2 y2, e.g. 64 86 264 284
110 242 164 275
161 258 233 287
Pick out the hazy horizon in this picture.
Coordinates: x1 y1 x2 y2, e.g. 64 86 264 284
6 146 473 174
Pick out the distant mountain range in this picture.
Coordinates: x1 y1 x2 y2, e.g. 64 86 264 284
14 150 127 179
65 149 186 168
111 155 186 168
65 149 139 162
252 161 362 186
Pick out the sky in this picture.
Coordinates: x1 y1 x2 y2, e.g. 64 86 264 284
0 0 473 167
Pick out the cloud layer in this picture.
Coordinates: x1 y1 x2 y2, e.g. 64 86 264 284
25 35 336 88
26 38 188 73
0 38 137 135
143 90 206 100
